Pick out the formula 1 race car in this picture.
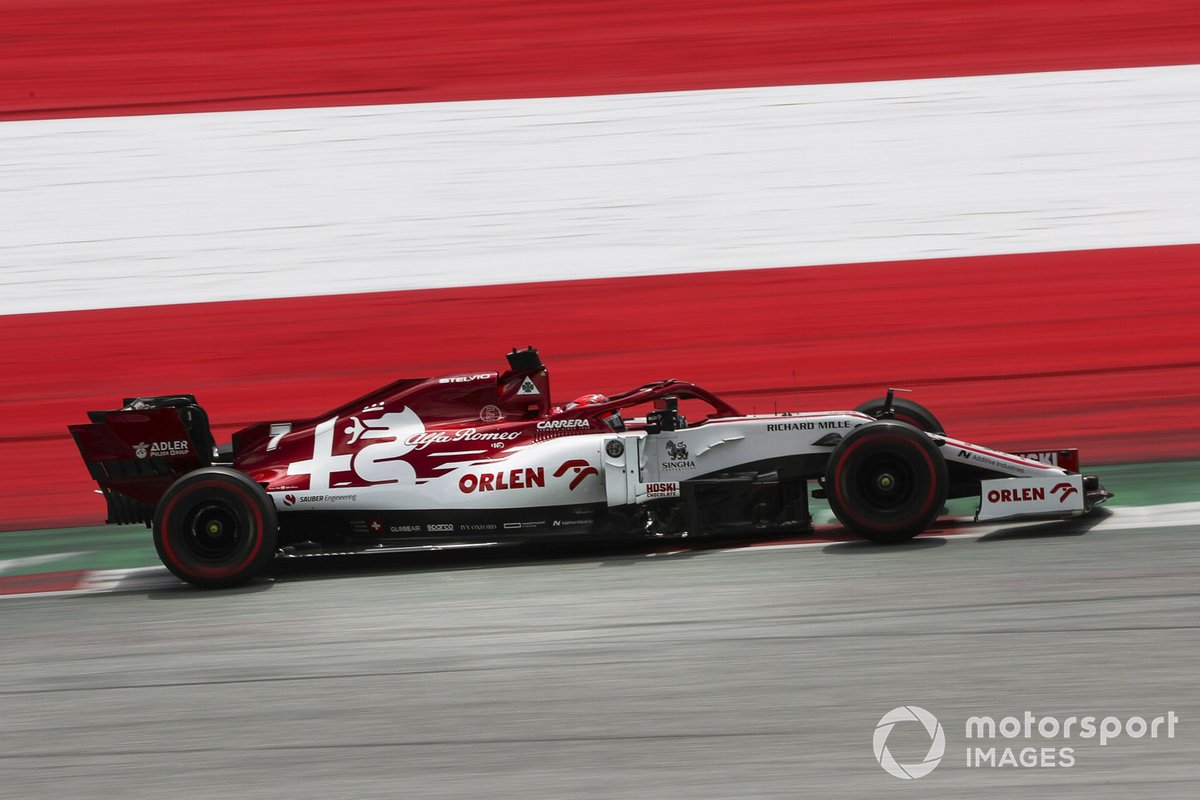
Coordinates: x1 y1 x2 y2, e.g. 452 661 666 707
70 347 1112 587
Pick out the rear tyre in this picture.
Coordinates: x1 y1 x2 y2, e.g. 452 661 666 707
153 467 278 588
855 397 944 434
824 421 947 543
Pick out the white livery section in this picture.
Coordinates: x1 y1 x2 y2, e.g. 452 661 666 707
977 475 1086 522
636 413 869 484
938 437 1062 477
268 406 1098 525
274 434 609 510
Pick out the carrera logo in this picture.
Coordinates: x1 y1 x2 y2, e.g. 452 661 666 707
553 459 599 491
133 440 190 459
459 468 546 493
1051 482 1079 503
536 419 590 431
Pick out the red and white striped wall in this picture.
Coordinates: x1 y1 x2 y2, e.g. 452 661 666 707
2 1 1199 529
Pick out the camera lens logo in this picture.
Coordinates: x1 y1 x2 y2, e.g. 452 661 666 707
873 706 945 779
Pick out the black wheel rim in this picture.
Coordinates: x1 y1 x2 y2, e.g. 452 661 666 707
182 502 245 562
854 453 917 512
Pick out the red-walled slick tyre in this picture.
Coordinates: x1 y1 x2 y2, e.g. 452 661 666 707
825 421 947 543
854 397 945 434
153 467 278 588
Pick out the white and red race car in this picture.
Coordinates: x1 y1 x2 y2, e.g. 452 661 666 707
70 347 1111 587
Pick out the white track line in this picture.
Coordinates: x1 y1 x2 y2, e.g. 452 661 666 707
1 501 1196 599
0 552 88 575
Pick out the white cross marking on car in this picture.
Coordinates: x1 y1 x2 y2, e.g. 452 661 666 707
286 417 352 491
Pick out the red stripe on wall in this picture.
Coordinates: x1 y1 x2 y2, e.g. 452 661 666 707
4 1 1200 121
2 244 1197 530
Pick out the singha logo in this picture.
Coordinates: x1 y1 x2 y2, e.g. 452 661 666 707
666 441 689 461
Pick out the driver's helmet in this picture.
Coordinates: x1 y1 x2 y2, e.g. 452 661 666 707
564 393 624 431
565 393 608 410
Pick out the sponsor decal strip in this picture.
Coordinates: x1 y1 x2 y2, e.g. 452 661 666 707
946 440 1057 470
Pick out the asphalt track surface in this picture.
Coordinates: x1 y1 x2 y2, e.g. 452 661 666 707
2 514 1197 799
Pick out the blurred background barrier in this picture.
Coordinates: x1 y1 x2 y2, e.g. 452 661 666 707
2 1 1198 529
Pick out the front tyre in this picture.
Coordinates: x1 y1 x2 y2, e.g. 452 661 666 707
824 421 947 543
153 467 278 588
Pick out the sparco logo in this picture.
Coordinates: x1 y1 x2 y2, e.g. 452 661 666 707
874 706 946 780
536 419 590 431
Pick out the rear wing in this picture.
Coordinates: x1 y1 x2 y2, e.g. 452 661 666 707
68 395 216 525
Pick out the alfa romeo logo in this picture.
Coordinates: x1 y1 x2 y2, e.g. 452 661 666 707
873 706 945 779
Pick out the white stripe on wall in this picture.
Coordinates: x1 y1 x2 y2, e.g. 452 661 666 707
2 65 1198 315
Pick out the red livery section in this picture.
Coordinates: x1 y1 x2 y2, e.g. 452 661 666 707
4 0 1200 120
3 244 1197 530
